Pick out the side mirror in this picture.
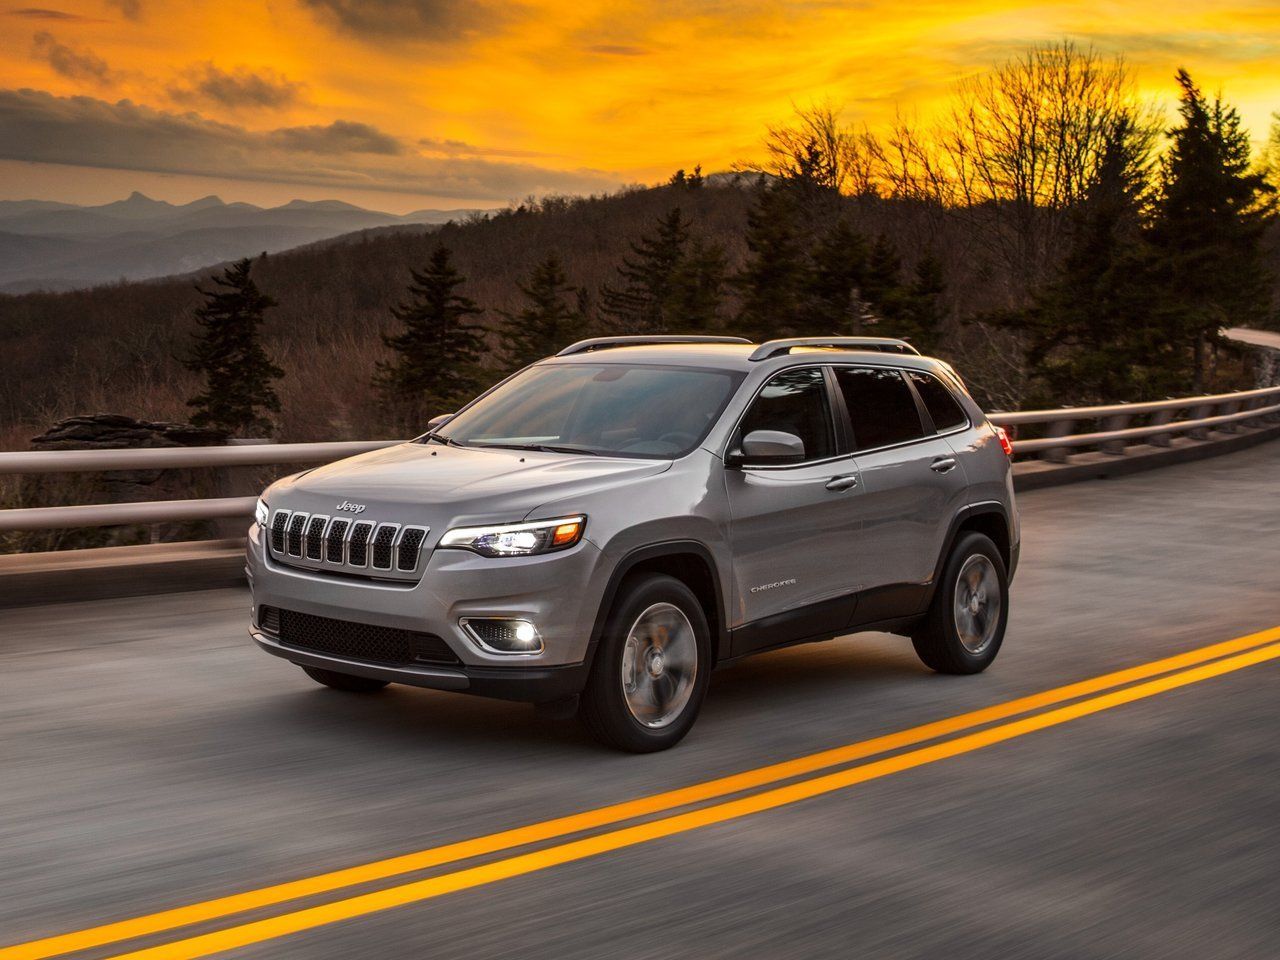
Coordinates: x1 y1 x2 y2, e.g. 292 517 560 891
729 429 806 466
426 413 454 431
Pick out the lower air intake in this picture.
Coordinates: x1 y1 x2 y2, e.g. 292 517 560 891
274 608 459 666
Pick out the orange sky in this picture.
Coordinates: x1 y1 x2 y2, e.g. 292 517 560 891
0 0 1277 212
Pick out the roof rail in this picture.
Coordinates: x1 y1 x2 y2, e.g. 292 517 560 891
748 337 920 362
556 335 752 357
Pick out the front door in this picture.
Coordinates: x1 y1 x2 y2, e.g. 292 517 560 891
723 366 864 652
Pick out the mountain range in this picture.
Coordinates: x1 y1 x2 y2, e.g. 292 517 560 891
0 192 484 293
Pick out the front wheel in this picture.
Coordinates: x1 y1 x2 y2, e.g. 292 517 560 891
579 574 711 753
912 532 1008 674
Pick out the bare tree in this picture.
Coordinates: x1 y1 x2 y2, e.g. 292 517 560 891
942 41 1158 295
762 102 881 197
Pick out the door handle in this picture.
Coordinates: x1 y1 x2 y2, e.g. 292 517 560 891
930 456 958 474
825 475 859 491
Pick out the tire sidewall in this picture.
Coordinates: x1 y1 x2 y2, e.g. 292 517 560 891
937 532 1009 672
585 574 713 752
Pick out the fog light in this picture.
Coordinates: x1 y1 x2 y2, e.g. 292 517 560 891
461 618 544 654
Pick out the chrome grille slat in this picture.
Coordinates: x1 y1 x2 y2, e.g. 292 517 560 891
304 515 328 561
269 510 289 553
398 527 427 571
325 518 350 563
286 513 308 556
348 521 375 567
371 523 399 571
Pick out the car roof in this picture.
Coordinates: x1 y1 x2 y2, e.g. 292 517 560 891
542 341 946 374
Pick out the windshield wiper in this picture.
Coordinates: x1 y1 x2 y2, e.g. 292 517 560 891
478 442 600 456
423 433 467 448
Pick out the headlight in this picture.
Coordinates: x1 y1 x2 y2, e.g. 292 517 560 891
439 515 585 557
254 498 270 528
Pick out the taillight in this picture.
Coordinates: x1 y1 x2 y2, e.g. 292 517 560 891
995 426 1014 457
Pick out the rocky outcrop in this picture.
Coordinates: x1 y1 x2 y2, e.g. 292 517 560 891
31 414 228 451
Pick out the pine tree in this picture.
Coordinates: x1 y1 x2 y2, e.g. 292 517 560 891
375 245 487 425
1150 70 1275 389
184 257 283 437
498 254 586 370
600 207 693 333
996 117 1173 403
807 219 871 333
668 238 727 330
733 184 811 341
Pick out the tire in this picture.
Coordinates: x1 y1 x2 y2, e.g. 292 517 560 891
912 531 1008 675
302 665 390 693
579 574 712 753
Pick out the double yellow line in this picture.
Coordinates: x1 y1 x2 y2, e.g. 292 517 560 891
6 626 1279 960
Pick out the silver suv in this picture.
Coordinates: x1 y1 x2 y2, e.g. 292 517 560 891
247 336 1019 752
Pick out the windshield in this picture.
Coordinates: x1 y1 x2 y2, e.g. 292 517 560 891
434 363 744 459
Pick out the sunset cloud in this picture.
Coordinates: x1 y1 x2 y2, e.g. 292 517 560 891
0 0 1277 210
168 64 305 111
0 88 621 200
31 32 113 86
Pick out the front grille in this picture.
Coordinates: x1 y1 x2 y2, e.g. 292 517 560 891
348 521 374 566
266 510 427 579
325 518 349 563
273 607 458 666
371 524 398 570
398 527 426 571
305 516 327 560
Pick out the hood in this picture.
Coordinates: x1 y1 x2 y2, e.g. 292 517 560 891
267 441 671 530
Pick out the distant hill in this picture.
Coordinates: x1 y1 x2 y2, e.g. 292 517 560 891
0 192 485 292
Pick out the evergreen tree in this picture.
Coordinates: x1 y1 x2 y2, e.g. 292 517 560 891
807 218 871 333
733 184 812 340
601 207 713 333
858 236 948 353
498 254 586 370
184 257 283 437
668 238 727 329
375 245 487 425
1150 70 1275 389
995 117 1175 403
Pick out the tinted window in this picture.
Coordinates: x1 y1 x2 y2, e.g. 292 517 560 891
738 367 834 463
437 363 743 458
908 371 968 432
834 367 925 450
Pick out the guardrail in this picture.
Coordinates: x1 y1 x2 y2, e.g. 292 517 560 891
2 385 1278 533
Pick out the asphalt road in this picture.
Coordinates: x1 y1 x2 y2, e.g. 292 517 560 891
2 442 1278 959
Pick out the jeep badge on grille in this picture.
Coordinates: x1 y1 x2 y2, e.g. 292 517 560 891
335 500 367 514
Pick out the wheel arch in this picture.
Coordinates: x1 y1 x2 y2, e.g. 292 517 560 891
925 502 1013 606
589 541 729 665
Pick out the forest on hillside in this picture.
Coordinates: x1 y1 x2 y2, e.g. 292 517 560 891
1 42 1277 455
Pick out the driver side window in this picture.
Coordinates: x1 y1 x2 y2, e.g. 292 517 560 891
738 367 835 464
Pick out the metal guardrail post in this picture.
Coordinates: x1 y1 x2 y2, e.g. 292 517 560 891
1147 407 1177 447
1040 419 1075 463
1100 413 1132 455
1187 404 1215 441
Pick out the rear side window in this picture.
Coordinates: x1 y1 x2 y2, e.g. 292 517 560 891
907 371 969 432
738 367 834 462
834 367 925 450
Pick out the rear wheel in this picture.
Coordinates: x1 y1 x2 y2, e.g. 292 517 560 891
912 531 1008 674
579 574 711 752
302 666 390 693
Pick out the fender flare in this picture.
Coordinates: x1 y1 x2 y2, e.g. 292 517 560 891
587 539 730 666
923 501 1014 608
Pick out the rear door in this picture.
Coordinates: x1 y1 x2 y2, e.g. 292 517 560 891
832 365 969 606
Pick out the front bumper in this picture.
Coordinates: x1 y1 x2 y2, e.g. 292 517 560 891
246 520 608 677
251 630 590 701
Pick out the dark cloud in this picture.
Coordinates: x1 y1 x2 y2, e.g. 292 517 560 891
106 0 142 20
584 44 650 57
0 88 621 201
271 120 404 155
418 137 551 159
168 64 304 111
32 31 113 86
300 0 517 41
8 8 103 22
